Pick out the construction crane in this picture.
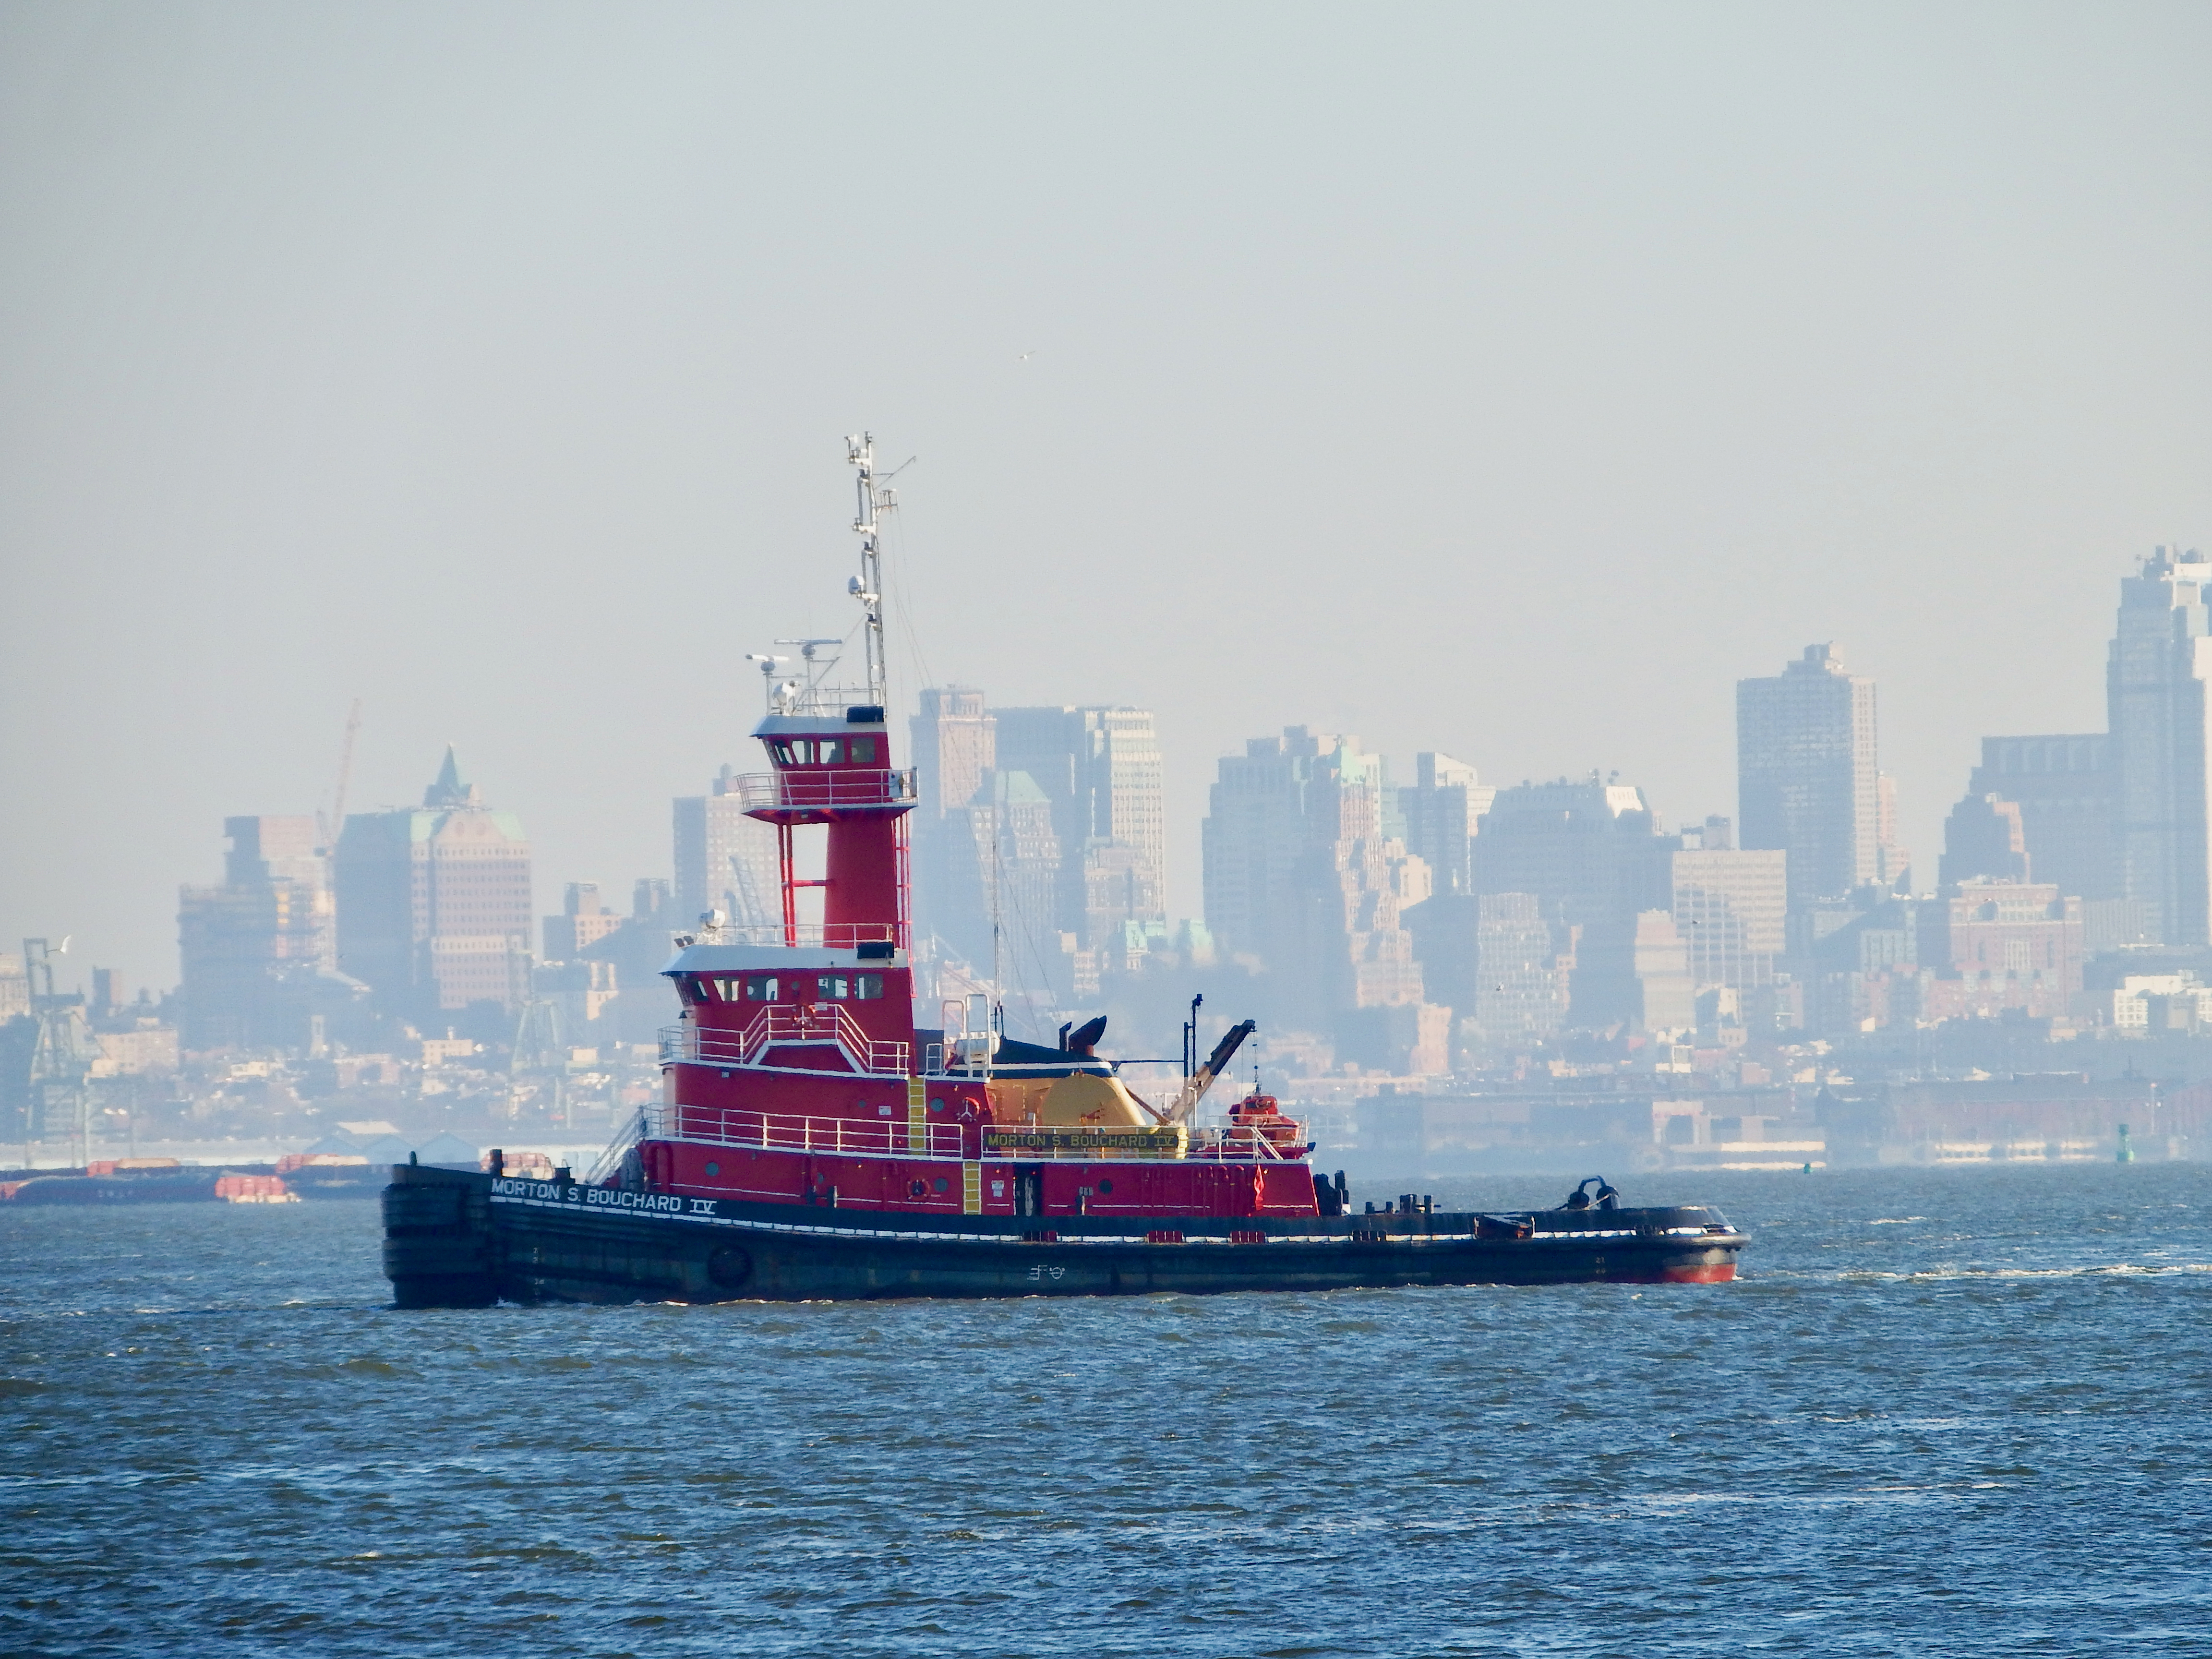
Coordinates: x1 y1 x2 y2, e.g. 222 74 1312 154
728 852 771 933
317 699 362 856
12 938 92 1165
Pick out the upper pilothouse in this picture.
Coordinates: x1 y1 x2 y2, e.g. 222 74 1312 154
758 721 888 778
735 705 915 954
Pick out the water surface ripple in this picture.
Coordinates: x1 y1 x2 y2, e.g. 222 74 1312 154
4 1165 2209 1656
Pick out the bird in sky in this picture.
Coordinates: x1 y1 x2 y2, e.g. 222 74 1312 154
1016 349 1036 361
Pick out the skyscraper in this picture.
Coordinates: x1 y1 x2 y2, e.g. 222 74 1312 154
994 703 1168 945
1469 892 1573 1049
937 768 1067 991
1396 752 1496 1040
908 686 996 952
1737 644 1881 912
333 749 534 1022
2107 545 2212 947
1964 734 2119 907
543 881 627 961
1202 727 1444 1066
1670 842 1788 996
177 815 336 1049
1398 751 1494 897
1473 778 1678 1030
1202 726 1335 973
1937 794 2032 889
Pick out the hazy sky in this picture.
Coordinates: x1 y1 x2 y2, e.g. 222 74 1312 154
3 1 2208 994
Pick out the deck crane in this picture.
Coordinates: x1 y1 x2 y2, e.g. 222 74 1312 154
1165 1020 1258 1125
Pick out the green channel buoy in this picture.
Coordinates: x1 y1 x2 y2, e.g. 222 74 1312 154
1802 1162 1813 1175
2116 1123 2134 1164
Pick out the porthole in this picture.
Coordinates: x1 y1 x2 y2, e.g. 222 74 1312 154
1097 1178 1113 1194
931 1177 950 1194
704 1161 720 1177
929 1097 946 1113
908 1179 927 1198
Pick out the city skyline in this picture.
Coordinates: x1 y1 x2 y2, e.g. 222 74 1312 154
84 541 2198 1081
15 553 2212 1000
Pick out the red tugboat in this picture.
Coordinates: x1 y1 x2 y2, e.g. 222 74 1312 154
382 437 1746 1306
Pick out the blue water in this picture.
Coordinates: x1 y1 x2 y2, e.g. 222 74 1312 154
3 1164 2210 1657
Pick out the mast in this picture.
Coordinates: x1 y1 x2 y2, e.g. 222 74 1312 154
847 433 894 709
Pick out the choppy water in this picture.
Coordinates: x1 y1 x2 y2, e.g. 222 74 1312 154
4 1165 2210 1657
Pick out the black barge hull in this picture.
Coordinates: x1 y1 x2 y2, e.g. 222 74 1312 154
381 1166 1746 1307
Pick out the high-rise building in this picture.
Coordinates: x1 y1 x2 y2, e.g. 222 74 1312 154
1083 707 1166 918
1874 771 1911 889
1399 752 1494 897
333 749 534 1022
1469 892 1573 1049
912 685 997 820
908 687 996 953
1966 550 2210 950
177 815 336 1049
1202 726 1333 971
906 693 1166 988
1398 753 1496 1030
1202 726 1445 1065
543 882 627 961
2108 546 2212 947
1955 549 2212 952
1631 911 1697 1035
1671 844 1788 995
1937 794 2031 888
933 768 1066 984
1737 644 1881 912
993 704 1168 945
1965 735 2120 906
673 767 781 933
1474 778 1679 1031
1299 739 1429 1022
1794 882 1925 1035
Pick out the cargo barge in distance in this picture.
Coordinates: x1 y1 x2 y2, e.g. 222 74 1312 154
382 437 1747 1307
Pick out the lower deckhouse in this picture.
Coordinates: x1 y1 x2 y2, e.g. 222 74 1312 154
652 943 1327 1220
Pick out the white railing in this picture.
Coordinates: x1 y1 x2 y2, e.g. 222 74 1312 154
731 768 918 812
662 1012 911 1077
592 1103 1305 1171
585 1108 648 1185
1214 1117 1306 1161
650 1102 966 1159
689 920 903 951
980 1118 1307 1164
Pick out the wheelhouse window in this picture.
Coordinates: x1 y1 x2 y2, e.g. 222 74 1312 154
817 739 842 765
742 975 780 1001
816 974 884 1001
848 737 876 763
